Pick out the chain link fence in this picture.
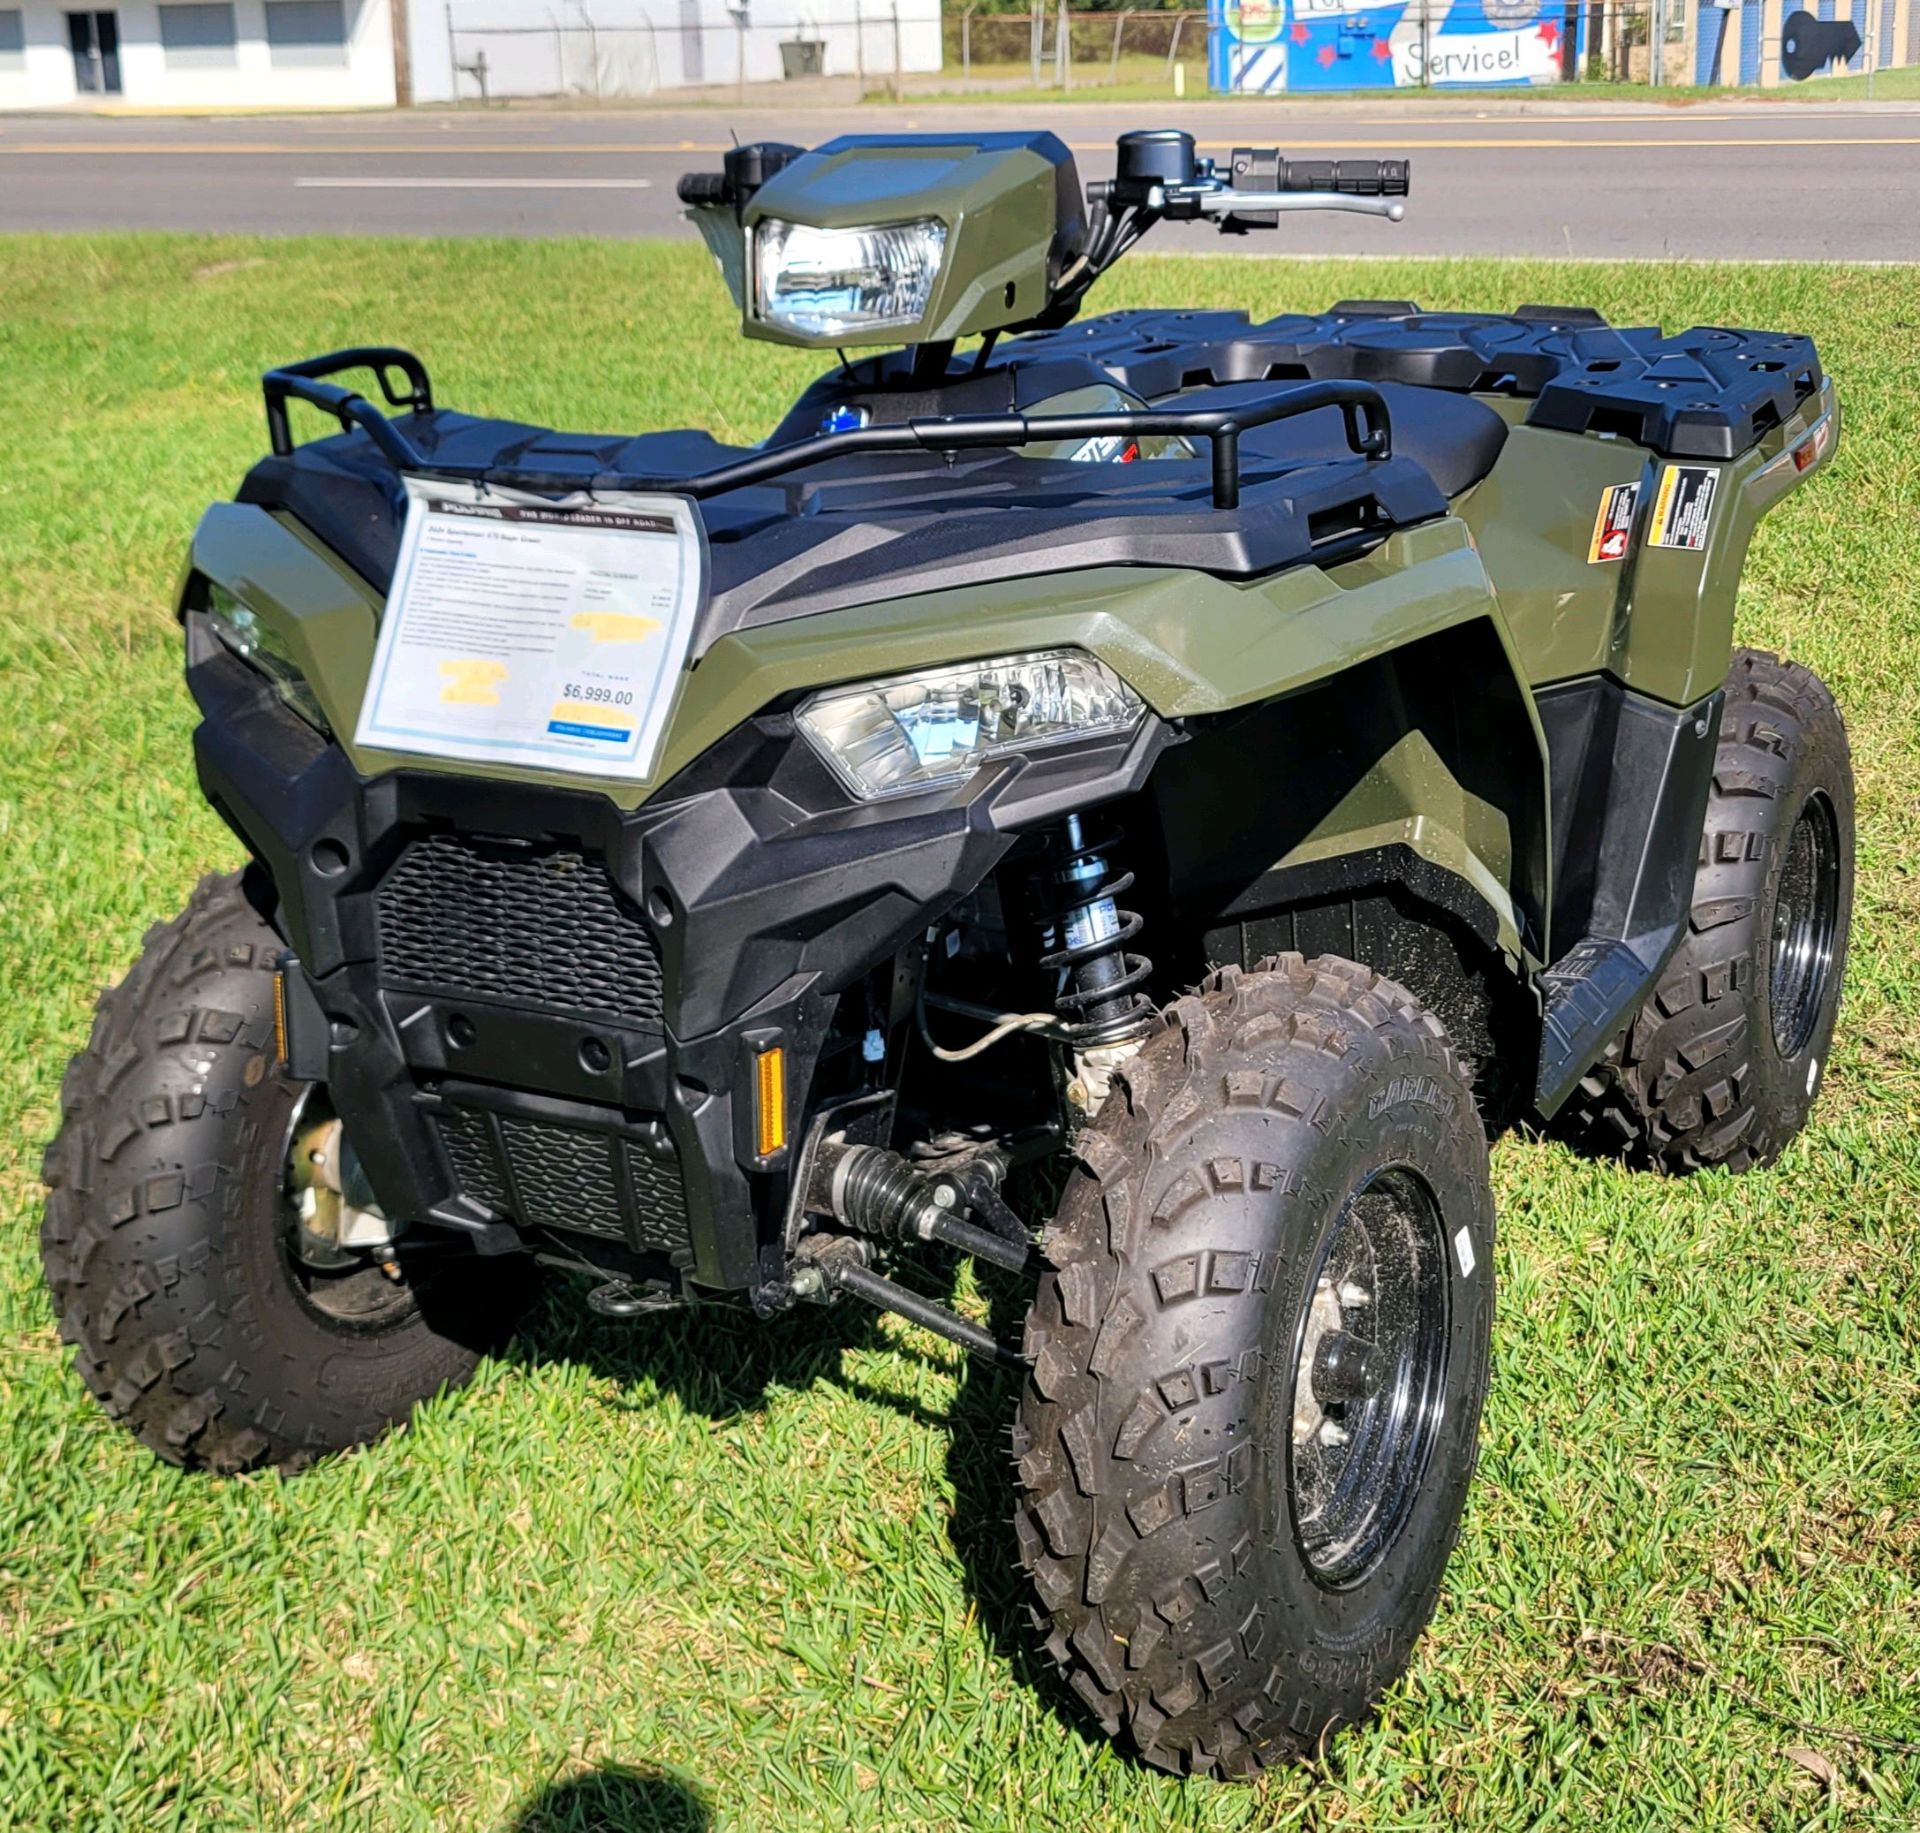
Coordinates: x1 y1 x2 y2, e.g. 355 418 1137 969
945 9 1206 91
439 3 942 102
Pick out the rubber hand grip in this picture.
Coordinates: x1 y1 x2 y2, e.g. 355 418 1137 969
1279 158 1411 197
677 171 730 207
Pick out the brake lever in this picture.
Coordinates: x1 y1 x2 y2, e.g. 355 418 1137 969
1200 190 1407 223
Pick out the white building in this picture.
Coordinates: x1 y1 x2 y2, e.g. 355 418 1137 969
415 0 943 106
0 0 940 108
0 0 397 107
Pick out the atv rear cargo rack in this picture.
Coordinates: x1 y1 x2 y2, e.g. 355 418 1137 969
263 347 1393 513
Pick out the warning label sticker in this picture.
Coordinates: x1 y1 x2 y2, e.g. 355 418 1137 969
1587 480 1640 563
1647 464 1720 551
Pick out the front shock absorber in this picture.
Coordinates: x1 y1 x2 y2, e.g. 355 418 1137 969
1036 813 1156 1047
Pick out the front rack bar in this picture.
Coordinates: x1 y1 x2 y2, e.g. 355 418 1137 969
262 348 1391 512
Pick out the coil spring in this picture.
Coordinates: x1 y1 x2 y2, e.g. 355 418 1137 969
1036 814 1155 1044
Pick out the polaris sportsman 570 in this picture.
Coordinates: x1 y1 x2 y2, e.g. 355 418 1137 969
43 128 1854 1775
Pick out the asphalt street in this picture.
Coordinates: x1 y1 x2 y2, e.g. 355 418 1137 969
5 97 1918 260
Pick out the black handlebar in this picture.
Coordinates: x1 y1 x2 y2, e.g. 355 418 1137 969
257 350 1392 513
676 171 729 208
1262 156 1410 198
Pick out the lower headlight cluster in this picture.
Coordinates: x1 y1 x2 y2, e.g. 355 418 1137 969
796 649 1144 801
205 583 330 732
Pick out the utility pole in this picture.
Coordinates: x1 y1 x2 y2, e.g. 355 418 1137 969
391 0 412 104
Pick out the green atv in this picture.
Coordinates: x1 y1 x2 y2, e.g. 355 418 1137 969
43 129 1853 1775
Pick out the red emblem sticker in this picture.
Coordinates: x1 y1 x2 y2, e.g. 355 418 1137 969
1587 480 1640 564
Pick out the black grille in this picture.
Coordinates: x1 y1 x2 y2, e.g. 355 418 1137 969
500 1117 625 1241
434 1106 510 1214
375 835 664 1031
431 1106 691 1255
624 1148 692 1256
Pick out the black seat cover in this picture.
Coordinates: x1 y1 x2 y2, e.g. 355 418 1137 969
1168 380 1509 499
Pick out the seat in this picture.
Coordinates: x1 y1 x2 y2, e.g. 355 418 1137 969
1165 379 1510 499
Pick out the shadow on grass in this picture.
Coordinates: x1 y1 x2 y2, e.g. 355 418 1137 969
506 1761 709 1833
508 1257 1093 1756
508 1274 896 1419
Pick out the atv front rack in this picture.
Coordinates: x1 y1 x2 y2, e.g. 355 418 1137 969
263 347 1393 512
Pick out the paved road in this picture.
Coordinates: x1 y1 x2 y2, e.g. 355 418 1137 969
6 98 1919 260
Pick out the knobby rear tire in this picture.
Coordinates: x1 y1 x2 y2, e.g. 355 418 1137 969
1558 648 1855 1173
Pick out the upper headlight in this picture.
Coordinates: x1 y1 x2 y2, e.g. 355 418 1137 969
796 649 1145 801
205 583 329 732
753 217 947 340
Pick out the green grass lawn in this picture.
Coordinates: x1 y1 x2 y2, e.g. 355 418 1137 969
2 240 1917 1830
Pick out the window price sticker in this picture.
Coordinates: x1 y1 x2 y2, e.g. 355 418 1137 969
355 479 705 782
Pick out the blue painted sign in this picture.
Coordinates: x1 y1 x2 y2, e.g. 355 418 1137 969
1211 0 1576 91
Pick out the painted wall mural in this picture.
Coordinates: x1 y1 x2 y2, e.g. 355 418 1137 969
1210 0 1578 92
1778 7 1862 75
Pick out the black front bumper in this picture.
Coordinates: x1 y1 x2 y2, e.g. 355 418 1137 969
187 619 1163 1296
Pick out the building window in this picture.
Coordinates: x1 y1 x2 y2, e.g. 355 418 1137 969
159 2 238 67
264 0 348 66
0 9 25 70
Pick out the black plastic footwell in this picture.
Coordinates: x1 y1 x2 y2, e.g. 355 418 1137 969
1531 680 1725 1118
1536 936 1656 1116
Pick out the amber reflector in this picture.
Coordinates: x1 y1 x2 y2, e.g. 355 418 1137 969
754 1046 787 1158
272 968 289 1067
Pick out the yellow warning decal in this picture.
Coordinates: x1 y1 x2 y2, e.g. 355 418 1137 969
1647 464 1719 551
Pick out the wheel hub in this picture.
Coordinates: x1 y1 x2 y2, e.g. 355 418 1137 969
1769 790 1841 1060
280 1092 416 1328
1291 1276 1378 1449
1287 1168 1451 1588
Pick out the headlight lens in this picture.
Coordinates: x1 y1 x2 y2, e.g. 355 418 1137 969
205 584 329 732
796 650 1144 801
753 217 947 339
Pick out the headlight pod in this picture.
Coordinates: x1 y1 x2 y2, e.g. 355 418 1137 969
796 650 1144 801
752 217 947 340
205 583 330 733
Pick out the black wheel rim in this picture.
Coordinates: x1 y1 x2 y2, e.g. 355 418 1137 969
1769 790 1842 1061
1286 1167 1451 1589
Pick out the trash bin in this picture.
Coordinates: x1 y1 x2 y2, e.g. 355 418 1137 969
780 37 826 77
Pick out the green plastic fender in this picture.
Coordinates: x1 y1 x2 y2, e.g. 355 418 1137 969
185 505 1545 963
